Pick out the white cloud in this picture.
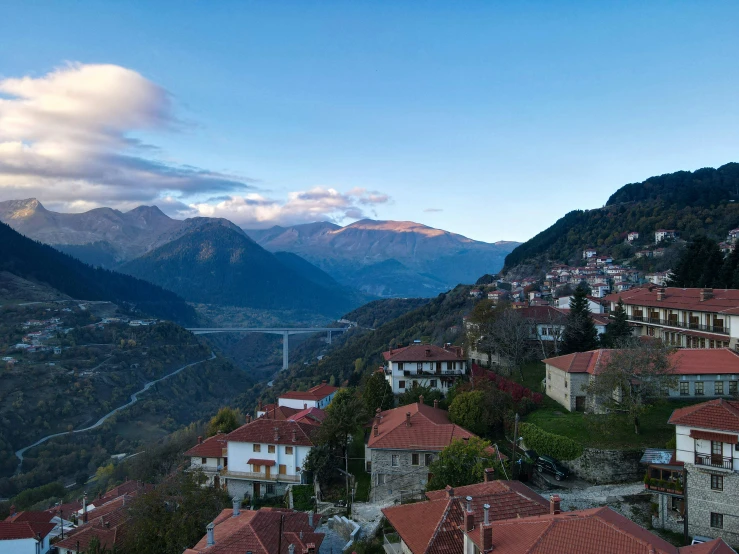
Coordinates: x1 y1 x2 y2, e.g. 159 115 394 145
0 62 390 226
191 187 390 227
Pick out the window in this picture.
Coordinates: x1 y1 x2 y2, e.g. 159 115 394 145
731 381 738 395
417 362 423 371
266 484 275 495
711 474 723 491
680 382 690 396
399 380 406 389
712 441 723 457
285 446 293 455
279 464 287 475
201 457 207 464
391 454 399 467
715 381 724 395
377 474 386 485
252 464 261 472
411 453 420 466
447 361 453 370
397 362 403 370
430 379 437 388
268 445 275 454
253 444 261 452
695 382 704 396
710 513 723 529
425 453 433 466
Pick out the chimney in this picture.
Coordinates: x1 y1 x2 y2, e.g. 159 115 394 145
373 424 379 437
308 511 314 528
292 429 297 443
550 495 561 515
307 543 316 554
375 407 381 422
206 522 215 546
246 414 252 424
425 348 431 357
406 412 411 427
232 497 240 517
445 485 454 498
657 288 665 301
418 395 424 406
289 545 295 554
484 467 495 482
700 288 714 302
480 503 493 552
433 399 439 409
274 426 280 442
304 403 308 410
198 436 203 445
465 496 474 532
83 493 88 523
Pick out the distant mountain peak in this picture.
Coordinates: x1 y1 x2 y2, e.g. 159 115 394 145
126 205 169 218
342 219 449 237
0 198 47 218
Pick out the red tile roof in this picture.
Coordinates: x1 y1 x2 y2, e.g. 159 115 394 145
383 480 550 554
465 506 710 554
516 306 567 323
186 508 323 554
258 404 301 420
290 407 326 426
668 399 739 433
4 510 53 524
367 402 477 451
226 418 317 447
0 521 54 541
383 344 465 363
604 286 739 314
544 348 739 376
185 434 228 458
279 383 338 401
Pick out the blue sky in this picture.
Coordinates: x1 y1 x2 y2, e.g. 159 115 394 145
0 1 738 242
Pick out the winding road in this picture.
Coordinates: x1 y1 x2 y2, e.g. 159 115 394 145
14 352 216 473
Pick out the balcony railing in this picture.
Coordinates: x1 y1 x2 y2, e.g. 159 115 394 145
220 469 301 483
383 532 402 554
695 453 734 470
626 316 729 335
402 369 466 377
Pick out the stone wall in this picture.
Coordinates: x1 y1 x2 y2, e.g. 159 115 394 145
369 448 436 503
686 464 739 545
562 448 644 484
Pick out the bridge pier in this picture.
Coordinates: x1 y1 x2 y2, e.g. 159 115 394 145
327 330 332 345
282 331 289 370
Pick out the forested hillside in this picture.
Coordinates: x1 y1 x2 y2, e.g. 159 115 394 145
504 163 739 270
0 222 198 325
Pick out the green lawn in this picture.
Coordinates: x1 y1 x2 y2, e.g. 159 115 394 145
525 400 696 449
516 361 547 392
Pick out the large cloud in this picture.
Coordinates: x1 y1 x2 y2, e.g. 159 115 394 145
0 63 389 225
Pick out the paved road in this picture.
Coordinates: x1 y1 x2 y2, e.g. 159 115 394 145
14 352 215 473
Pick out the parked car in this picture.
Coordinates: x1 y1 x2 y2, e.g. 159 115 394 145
535 455 570 481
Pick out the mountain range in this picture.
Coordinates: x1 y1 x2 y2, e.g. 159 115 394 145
503 162 739 273
245 219 519 296
0 199 518 299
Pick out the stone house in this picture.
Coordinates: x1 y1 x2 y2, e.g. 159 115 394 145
655 399 739 545
544 348 739 413
365 400 483 503
382 343 467 395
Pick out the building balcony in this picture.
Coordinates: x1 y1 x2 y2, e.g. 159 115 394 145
626 316 728 335
220 469 301 483
694 453 734 471
383 532 402 554
401 369 466 377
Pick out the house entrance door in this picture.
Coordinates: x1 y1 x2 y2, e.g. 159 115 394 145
575 396 586 411
253 482 261 498
265 465 271 479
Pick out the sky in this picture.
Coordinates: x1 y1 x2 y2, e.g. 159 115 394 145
0 1 738 242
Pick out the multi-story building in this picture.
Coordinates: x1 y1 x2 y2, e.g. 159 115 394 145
543 348 739 412
646 399 739 545
628 231 640 242
382 343 467 395
366 400 485 502
220 417 318 501
605 287 738 349
271 382 338 411
656 229 679 242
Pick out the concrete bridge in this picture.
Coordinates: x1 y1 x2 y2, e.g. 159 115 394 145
186 327 350 369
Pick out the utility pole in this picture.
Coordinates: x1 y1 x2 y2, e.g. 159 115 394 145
511 413 519 479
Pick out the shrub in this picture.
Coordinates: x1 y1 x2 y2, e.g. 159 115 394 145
291 485 314 511
519 422 583 461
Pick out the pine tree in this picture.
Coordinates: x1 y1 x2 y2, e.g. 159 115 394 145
561 284 599 354
602 298 631 347
668 237 724 288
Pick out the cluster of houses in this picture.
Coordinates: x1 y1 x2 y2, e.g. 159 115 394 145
1 480 151 553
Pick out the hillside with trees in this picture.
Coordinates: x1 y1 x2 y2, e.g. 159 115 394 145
504 163 739 271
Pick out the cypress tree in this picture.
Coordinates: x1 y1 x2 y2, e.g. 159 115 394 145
602 297 631 347
561 284 599 354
